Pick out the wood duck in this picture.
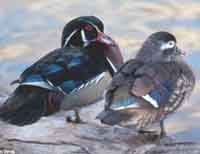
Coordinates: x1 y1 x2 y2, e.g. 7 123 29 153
0 16 123 126
97 31 195 137
61 16 104 48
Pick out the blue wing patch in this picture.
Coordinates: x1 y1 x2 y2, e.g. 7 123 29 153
60 80 83 93
24 74 44 83
43 64 63 75
163 80 173 91
68 57 82 68
110 96 139 111
149 80 173 105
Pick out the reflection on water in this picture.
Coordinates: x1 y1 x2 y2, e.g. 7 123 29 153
0 0 200 141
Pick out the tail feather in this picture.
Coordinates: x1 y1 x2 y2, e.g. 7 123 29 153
0 86 49 126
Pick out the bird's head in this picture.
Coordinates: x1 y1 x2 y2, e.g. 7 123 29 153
61 16 123 73
136 31 185 63
61 16 105 48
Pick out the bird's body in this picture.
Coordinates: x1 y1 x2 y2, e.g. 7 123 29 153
0 16 123 126
98 60 195 128
97 32 195 136
18 46 113 93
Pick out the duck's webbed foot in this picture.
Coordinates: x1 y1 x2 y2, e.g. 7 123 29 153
138 129 161 141
66 109 84 124
138 120 167 141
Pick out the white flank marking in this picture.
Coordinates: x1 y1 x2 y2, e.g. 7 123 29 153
46 79 66 95
78 84 85 90
20 81 54 90
113 103 139 111
106 57 117 73
142 94 159 108
57 86 67 95
70 72 105 94
94 72 105 84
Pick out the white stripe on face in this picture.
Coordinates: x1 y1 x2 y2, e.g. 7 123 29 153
64 29 78 47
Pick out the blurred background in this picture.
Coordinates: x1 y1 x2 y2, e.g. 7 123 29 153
0 0 199 141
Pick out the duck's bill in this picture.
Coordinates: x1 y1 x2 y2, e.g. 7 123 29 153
176 47 186 56
96 32 115 46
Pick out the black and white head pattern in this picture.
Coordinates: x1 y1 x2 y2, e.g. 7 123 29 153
136 31 184 63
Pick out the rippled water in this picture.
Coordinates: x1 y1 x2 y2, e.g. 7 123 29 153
0 0 200 141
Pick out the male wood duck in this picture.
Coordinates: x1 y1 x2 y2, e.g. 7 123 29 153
97 31 195 137
61 16 104 48
0 16 123 126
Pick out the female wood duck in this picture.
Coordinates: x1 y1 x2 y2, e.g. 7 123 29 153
0 16 123 126
97 32 195 137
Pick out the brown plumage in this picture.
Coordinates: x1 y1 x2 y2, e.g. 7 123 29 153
97 32 195 137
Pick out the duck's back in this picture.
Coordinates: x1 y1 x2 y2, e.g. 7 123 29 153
17 47 108 93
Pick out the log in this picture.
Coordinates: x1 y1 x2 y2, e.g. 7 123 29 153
0 103 199 154
0 74 199 154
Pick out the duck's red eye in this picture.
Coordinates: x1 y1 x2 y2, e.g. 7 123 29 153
84 25 93 31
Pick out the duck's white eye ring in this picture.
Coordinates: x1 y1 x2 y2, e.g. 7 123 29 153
168 41 175 48
161 41 175 50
